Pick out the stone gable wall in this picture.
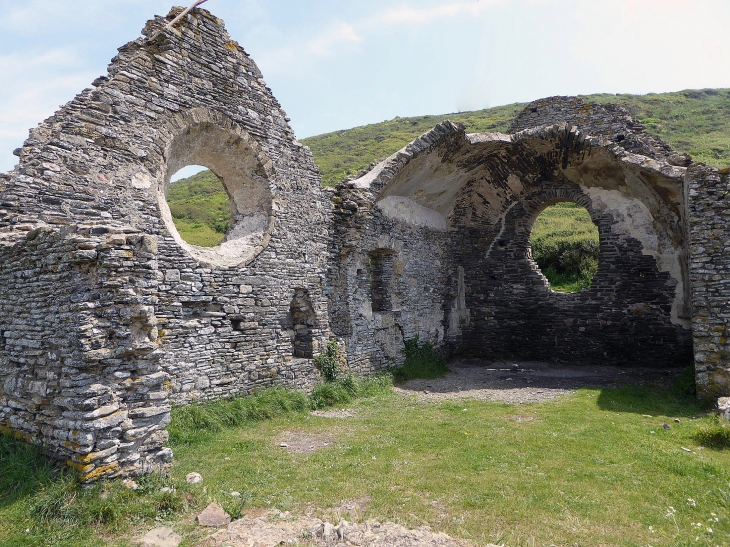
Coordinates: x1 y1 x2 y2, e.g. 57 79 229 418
1 8 332 408
0 7 332 476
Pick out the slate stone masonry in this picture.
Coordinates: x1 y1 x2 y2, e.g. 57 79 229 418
687 164 730 399
0 226 170 481
0 7 331 479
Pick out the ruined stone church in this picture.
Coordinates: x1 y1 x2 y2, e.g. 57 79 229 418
1 7 728 481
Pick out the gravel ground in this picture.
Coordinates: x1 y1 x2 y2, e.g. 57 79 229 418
393 359 683 404
205 509 481 547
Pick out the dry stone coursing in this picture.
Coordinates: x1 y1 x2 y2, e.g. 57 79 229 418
687 164 730 399
0 226 170 481
1 7 330 479
0 5 728 480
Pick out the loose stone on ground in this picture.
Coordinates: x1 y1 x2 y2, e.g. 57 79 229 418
205 509 487 547
197 503 232 527
278 430 336 453
311 408 356 418
138 526 182 547
393 360 685 404
186 472 203 484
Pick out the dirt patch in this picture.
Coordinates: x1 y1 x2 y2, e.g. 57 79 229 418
317 496 373 523
393 359 684 404
311 408 356 419
205 509 484 547
278 430 336 453
505 415 535 423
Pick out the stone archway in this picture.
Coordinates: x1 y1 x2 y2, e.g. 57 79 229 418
334 122 693 369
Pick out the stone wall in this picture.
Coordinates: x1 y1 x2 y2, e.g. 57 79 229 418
687 164 730 398
0 5 728 480
0 7 331 474
342 121 693 368
0 225 170 482
329 128 455 373
507 96 691 167
1 8 332 408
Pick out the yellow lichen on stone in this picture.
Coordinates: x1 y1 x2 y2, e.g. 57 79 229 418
63 440 88 452
67 459 95 473
79 462 120 482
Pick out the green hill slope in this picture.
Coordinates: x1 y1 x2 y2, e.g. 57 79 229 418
167 88 730 246
587 89 730 168
301 103 524 186
166 169 230 247
303 88 730 186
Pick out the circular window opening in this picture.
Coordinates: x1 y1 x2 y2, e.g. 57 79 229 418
529 202 600 293
158 120 274 268
167 165 231 248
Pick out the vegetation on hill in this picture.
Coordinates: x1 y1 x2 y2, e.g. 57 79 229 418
302 88 730 186
587 88 730 168
166 170 230 247
530 203 600 292
301 103 524 187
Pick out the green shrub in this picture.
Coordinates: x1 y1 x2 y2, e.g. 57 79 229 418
530 202 600 292
309 375 391 409
391 336 449 382
309 382 353 409
314 340 346 383
695 416 730 450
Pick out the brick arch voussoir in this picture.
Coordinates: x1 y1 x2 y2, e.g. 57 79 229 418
509 185 610 291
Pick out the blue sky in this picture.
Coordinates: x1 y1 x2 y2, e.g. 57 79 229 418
1 0 729 173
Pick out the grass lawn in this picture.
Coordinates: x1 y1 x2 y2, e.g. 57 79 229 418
2 380 729 546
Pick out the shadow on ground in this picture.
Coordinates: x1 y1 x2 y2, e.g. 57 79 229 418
0 434 65 509
394 359 701 415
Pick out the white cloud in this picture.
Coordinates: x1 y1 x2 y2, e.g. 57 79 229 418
0 47 97 165
307 22 362 56
256 1 505 75
377 0 506 25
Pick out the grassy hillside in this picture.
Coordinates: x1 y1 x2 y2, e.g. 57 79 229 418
303 88 730 186
301 103 524 186
531 203 600 292
167 88 730 246
587 88 730 167
167 169 230 247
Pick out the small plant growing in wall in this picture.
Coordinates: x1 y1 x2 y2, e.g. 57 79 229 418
314 340 346 383
391 336 449 382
